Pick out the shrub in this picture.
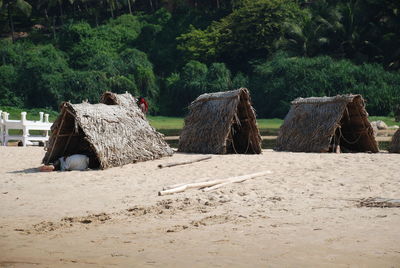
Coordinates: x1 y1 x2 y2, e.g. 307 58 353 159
162 61 236 116
0 65 22 107
17 44 70 108
250 54 400 117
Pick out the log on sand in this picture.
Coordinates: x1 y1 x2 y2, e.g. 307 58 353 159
358 197 400 208
158 156 212 169
158 171 272 196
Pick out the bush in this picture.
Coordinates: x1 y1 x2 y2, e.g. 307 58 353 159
17 44 71 108
68 38 116 69
96 14 142 49
0 40 27 66
250 54 400 117
61 70 110 104
178 0 305 64
0 65 22 107
206 63 232 92
162 61 236 116
119 48 159 101
232 72 249 89
108 75 138 96
58 22 95 51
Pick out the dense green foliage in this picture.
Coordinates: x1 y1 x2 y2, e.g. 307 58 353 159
0 0 399 118
251 54 400 118
178 0 305 66
0 14 160 111
162 61 239 114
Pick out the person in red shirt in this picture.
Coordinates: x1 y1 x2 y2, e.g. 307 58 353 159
137 96 149 114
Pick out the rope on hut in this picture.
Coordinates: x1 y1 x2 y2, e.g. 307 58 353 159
338 126 362 145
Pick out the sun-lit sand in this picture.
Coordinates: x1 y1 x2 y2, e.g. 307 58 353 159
1 146 399 267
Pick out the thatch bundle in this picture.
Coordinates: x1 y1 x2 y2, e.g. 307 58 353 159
100 91 136 109
389 129 400 153
275 94 379 153
43 93 173 169
178 88 262 154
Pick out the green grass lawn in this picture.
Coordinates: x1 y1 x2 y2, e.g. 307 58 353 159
368 116 398 127
147 116 184 130
147 116 284 136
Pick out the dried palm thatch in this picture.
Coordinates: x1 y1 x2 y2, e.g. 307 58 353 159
43 93 173 169
100 91 136 109
389 128 400 153
178 88 261 154
275 94 379 153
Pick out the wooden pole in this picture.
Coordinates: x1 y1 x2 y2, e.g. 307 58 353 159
159 178 229 196
46 110 67 164
203 171 272 192
158 171 272 196
62 130 74 156
158 156 212 169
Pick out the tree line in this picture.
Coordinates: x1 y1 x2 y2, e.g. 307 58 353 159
0 0 399 117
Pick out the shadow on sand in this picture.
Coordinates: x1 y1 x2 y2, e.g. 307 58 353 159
8 168 40 174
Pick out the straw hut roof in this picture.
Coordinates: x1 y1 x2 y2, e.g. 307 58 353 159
389 129 400 153
178 88 262 154
43 93 173 169
275 94 379 153
100 91 136 109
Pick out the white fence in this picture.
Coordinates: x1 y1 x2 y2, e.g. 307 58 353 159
0 110 52 147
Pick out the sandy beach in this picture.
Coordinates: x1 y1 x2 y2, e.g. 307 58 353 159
0 146 399 267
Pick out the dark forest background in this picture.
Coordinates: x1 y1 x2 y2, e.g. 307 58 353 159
0 0 399 117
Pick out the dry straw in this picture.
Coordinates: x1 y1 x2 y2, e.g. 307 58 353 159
43 92 173 169
389 128 400 153
178 88 262 154
275 94 379 153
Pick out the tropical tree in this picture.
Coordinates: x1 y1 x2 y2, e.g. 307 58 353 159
302 0 400 69
0 0 32 42
37 0 76 24
178 0 305 66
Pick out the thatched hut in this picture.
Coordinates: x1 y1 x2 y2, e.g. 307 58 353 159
43 93 173 169
178 88 262 154
389 129 400 153
275 94 379 153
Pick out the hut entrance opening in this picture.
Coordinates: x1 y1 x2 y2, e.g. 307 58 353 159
226 94 259 154
50 111 100 168
330 100 373 153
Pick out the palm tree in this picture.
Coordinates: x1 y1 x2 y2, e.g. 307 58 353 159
127 0 132 14
38 0 75 25
0 0 32 42
278 13 328 57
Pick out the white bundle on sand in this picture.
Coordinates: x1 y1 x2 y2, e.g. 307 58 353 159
60 154 89 171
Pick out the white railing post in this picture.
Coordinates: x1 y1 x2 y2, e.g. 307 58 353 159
3 112 9 146
44 114 50 138
0 110 3 145
21 112 28 147
21 112 27 122
1 111 52 147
